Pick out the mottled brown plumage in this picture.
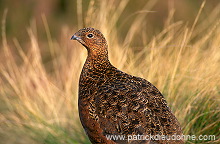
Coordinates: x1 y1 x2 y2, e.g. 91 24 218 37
71 27 184 144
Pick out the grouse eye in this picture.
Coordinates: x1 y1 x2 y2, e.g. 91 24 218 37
87 33 94 38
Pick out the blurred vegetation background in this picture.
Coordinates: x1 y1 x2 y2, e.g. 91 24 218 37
0 0 220 144
0 0 219 43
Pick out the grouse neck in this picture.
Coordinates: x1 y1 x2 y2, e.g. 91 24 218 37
85 48 112 71
87 44 110 62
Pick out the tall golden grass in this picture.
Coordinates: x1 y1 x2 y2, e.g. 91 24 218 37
0 0 219 143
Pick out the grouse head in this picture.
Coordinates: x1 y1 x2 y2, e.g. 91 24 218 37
71 27 108 57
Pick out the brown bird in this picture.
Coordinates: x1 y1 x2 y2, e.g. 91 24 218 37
71 27 184 144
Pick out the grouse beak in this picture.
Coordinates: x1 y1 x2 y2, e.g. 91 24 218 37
71 35 79 40
71 34 87 47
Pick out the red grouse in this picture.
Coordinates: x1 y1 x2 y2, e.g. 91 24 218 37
71 27 183 144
